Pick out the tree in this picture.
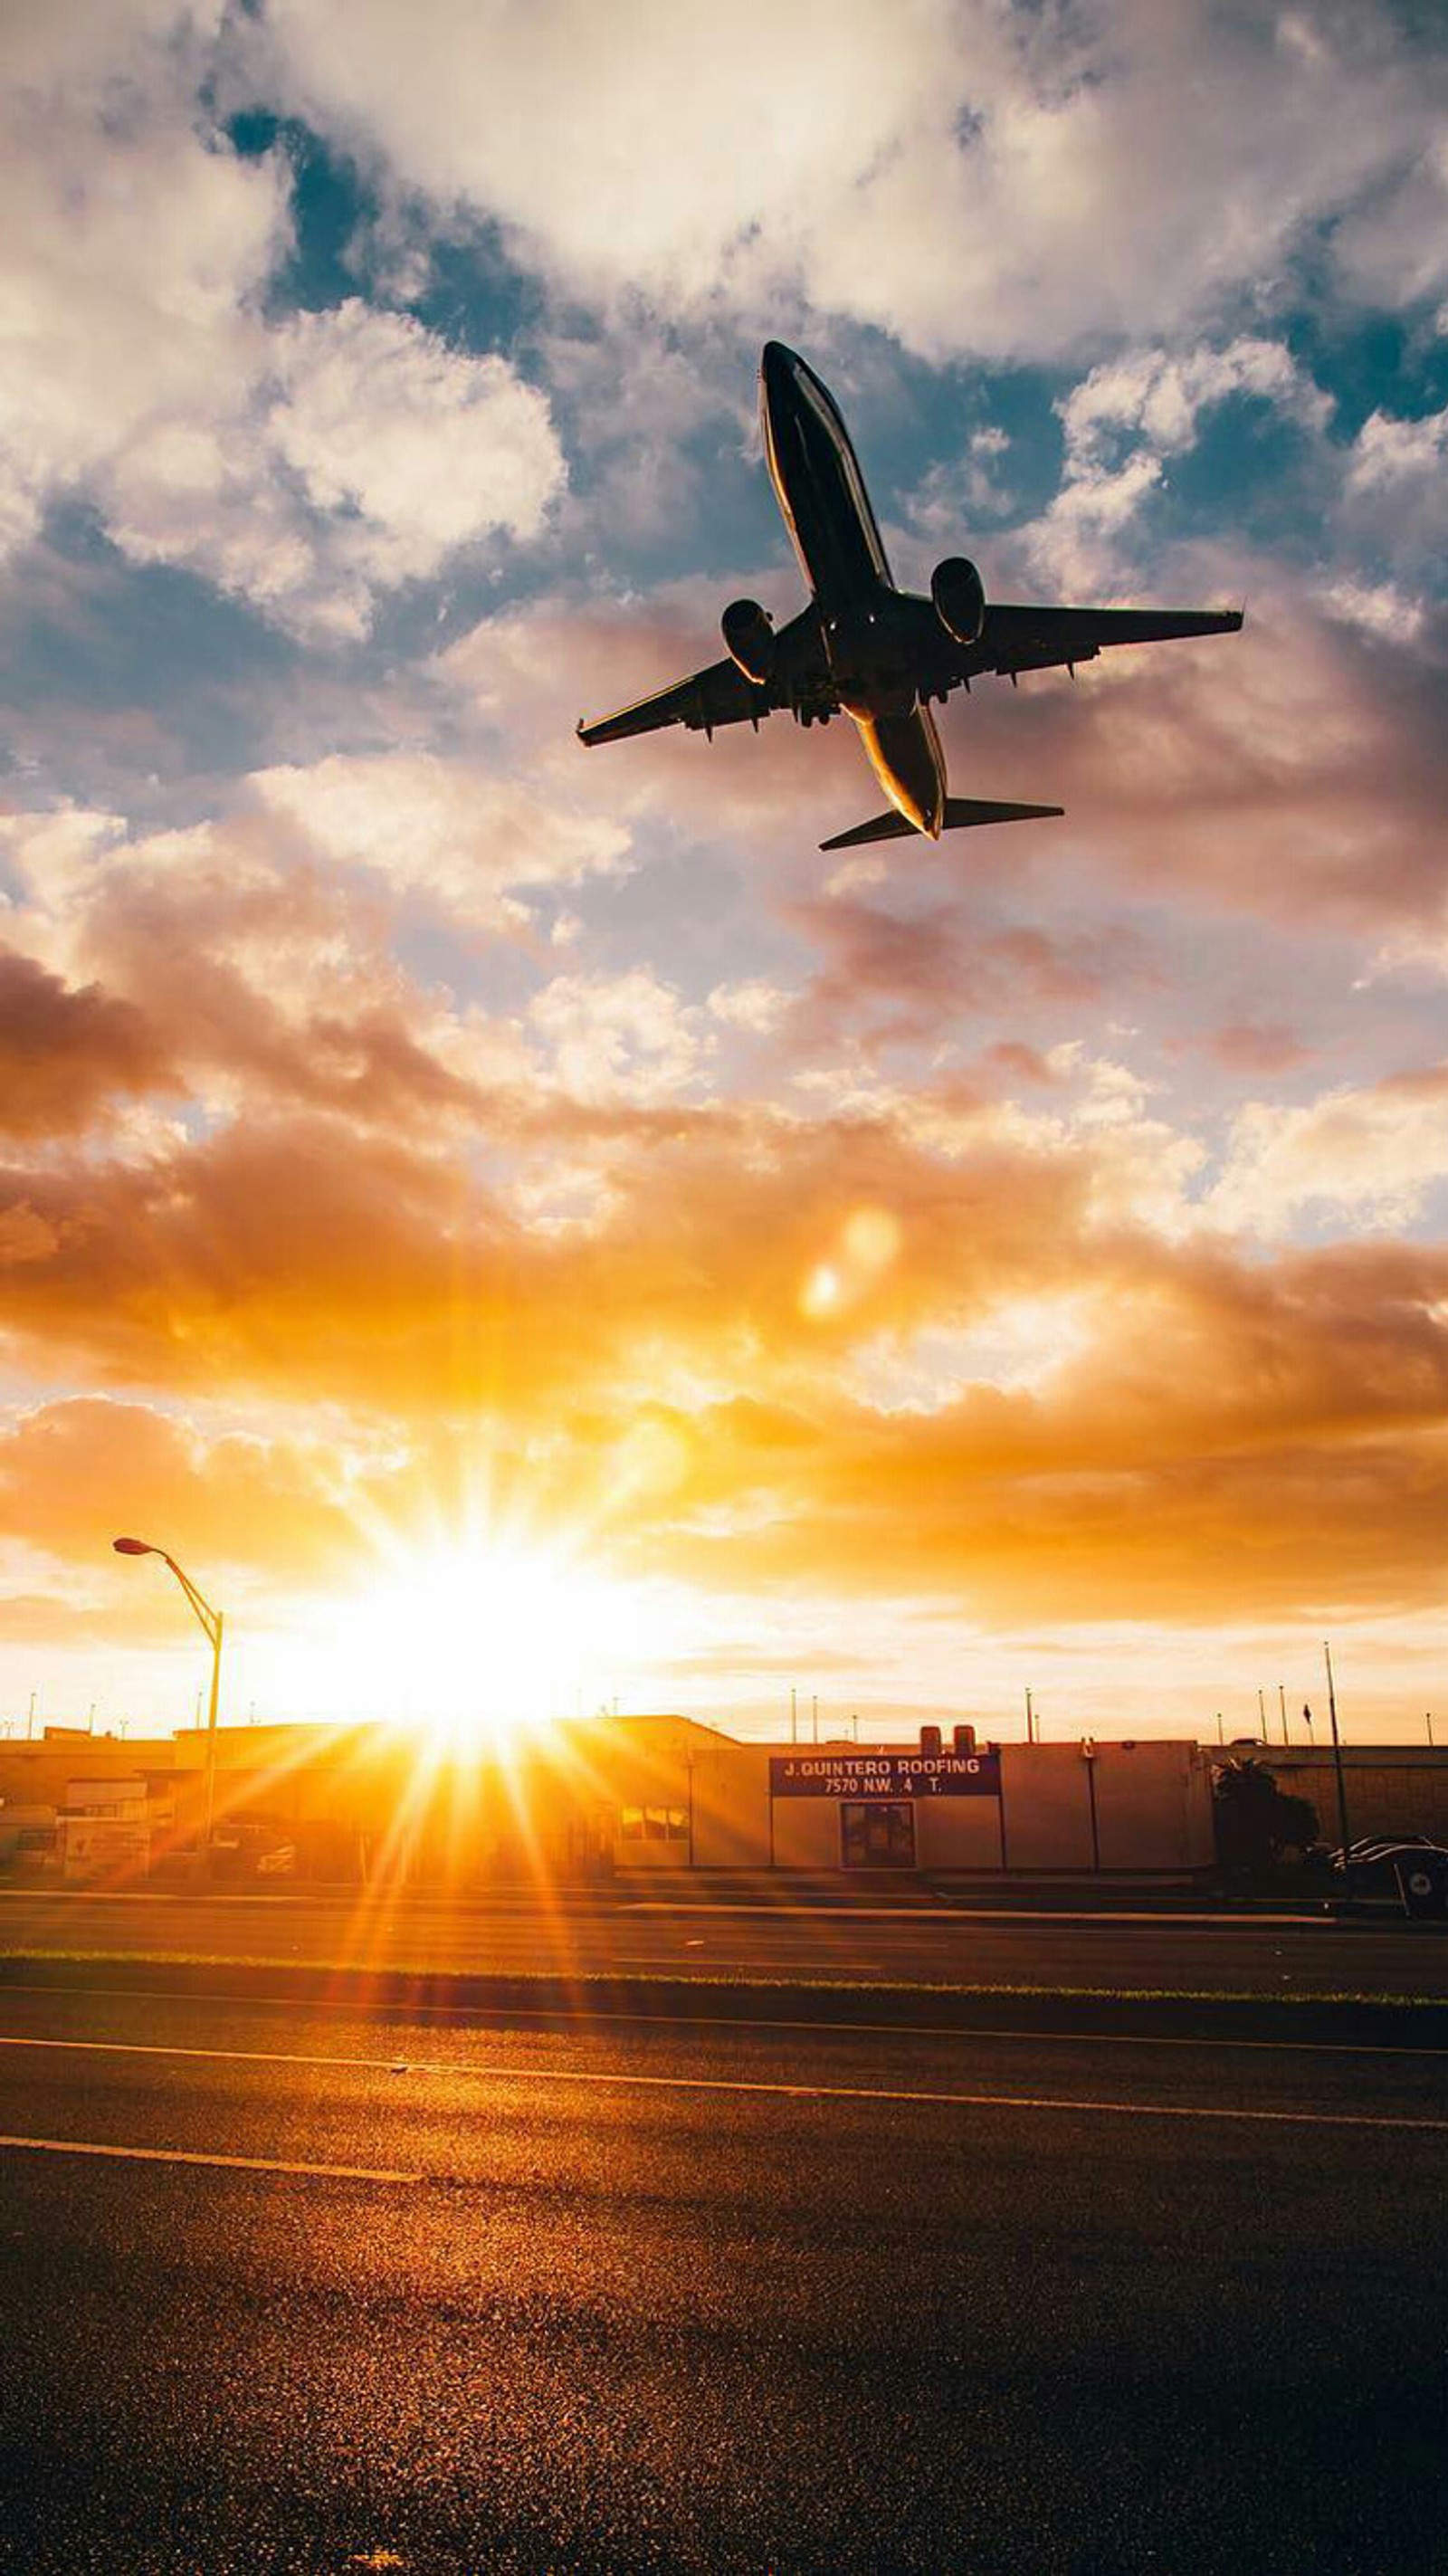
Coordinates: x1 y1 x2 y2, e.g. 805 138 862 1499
1213 1757 1320 1875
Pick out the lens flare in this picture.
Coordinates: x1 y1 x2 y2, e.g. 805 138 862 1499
312 1528 678 1751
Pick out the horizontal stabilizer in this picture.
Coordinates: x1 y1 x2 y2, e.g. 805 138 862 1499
819 797 1064 853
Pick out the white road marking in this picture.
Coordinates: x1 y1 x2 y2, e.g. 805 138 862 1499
1 2032 1443 2131
604 1951 890 1970
0 2132 417 2180
0 1888 1372 1925
2 1979 1446 2056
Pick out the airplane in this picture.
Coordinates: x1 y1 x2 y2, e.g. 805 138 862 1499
577 341 1243 851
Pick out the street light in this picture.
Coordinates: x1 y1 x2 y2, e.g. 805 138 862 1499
112 1538 224 1851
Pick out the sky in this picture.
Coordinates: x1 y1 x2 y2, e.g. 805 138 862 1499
2 0 1446 1747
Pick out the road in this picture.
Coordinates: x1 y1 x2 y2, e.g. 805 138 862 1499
3 1977 1446 2571
3 1884 1447 1998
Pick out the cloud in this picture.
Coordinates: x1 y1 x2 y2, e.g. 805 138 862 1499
0 1396 359 1606
708 978 794 1035
1203 1024 1313 1077
648 1237 1448 1618
0 7 286 554
1342 399 1448 566
0 15 565 634
100 299 566 640
262 0 1444 358
0 1037 1445 1629
1211 1063 1448 1235
1319 578 1426 644
1025 337 1330 589
0 803 493 1139
0 946 174 1136
251 749 629 929
1060 341 1330 465
923 573 1448 944
526 969 710 1105
779 891 1111 1056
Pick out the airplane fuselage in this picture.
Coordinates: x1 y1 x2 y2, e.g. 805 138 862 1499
576 344 1243 847
760 339 948 836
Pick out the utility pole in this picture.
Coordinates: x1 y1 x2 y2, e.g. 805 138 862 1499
26 1690 35 1741
1215 1711 1224 1747
1024 1685 1034 1745
1427 1712 1434 1749
1324 1639 1351 1865
1257 1687 1266 1741
1278 1683 1289 1747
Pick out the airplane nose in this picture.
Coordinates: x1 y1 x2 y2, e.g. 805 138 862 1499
760 340 801 393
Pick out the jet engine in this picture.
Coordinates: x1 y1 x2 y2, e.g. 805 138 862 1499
930 556 986 648
721 597 776 684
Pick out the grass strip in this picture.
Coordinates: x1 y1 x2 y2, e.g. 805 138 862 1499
4 1948 1448 2049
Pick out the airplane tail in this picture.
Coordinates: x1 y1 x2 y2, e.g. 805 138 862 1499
819 797 1063 852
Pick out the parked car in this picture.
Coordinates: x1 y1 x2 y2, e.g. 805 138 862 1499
1328 1835 1448 1893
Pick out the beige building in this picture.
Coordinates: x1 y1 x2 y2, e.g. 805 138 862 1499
1252 1745 1448 1846
0 1713 1219 1882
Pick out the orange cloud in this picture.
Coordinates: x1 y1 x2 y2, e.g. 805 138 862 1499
0 944 173 1135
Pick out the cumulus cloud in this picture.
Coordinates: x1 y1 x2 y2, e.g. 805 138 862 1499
1212 1064 1448 1235
0 803 492 1138
708 979 794 1035
0 946 174 1136
104 302 565 637
0 14 564 633
262 0 1444 358
251 749 629 928
526 969 710 1105
1025 337 1330 588
924 574 1448 941
0 1396 359 1602
1341 398 1448 567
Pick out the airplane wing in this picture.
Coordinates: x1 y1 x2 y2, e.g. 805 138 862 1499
975 603 1243 682
578 604 828 745
577 654 774 746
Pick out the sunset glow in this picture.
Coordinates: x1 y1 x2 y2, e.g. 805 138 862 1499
2 5 1446 1745
320 1531 681 1751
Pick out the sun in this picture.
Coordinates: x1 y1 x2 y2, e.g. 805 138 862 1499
320 1526 674 1751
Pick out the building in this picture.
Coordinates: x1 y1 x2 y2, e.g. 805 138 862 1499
0 1714 1219 1883
1250 1745 1448 1846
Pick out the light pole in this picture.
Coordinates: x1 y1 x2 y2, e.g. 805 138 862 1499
113 1539 224 1852
1323 1639 1351 1872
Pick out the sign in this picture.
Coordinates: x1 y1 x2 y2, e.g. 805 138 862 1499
1396 1856 1448 1920
770 1751 1001 1799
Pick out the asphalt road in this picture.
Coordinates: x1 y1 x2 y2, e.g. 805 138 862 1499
4 1884 1447 1998
3 1979 1446 2572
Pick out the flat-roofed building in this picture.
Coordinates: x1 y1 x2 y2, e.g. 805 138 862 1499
0 1714 1219 1882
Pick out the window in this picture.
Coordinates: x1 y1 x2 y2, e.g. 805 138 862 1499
621 1805 688 1842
